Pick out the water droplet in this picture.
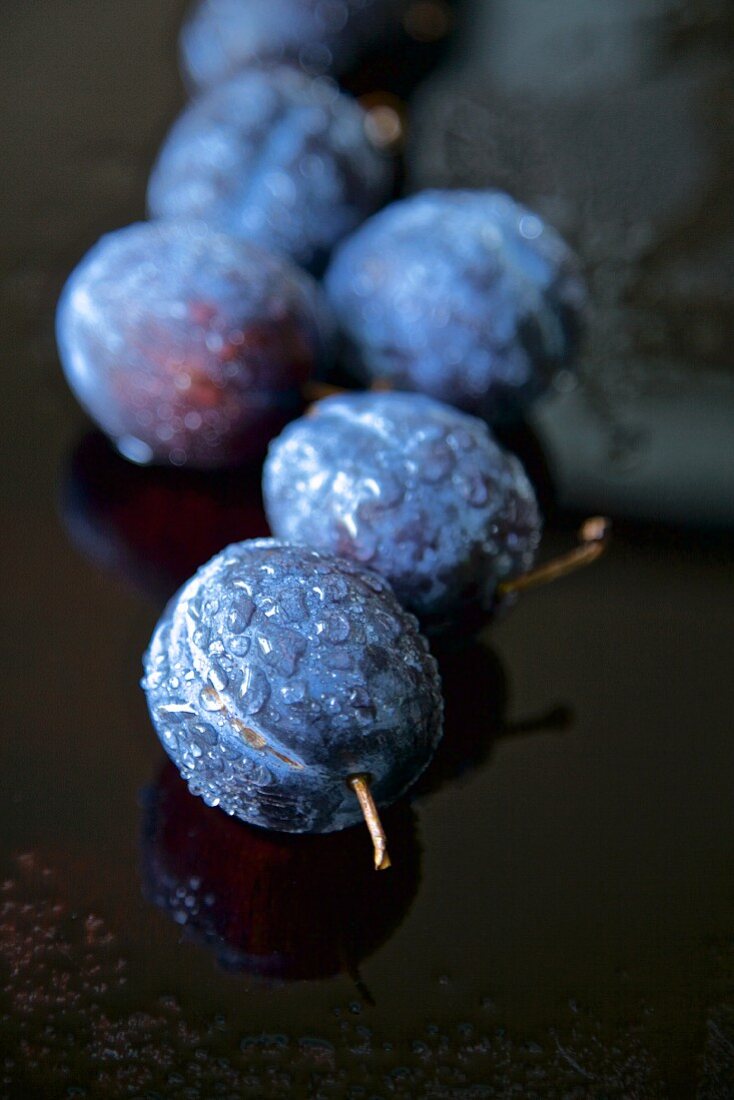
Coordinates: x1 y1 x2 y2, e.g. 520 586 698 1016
258 627 307 676
192 722 218 747
208 662 228 691
116 435 153 464
281 681 307 706
250 763 273 787
349 686 374 712
280 587 308 623
361 571 386 593
319 612 350 643
239 666 270 714
228 634 250 657
227 594 255 633
146 669 165 690
322 574 348 603
200 687 224 712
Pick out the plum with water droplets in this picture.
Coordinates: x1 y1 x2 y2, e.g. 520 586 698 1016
142 540 443 846
263 390 542 621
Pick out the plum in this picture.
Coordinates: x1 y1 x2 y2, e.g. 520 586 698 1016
325 189 586 420
147 65 393 272
142 539 443 862
263 391 542 620
56 221 331 468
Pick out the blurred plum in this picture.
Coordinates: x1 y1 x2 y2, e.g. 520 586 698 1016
148 66 393 273
56 221 331 468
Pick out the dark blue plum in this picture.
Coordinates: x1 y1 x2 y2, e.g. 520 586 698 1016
147 66 393 273
325 190 586 421
263 391 541 620
180 0 403 89
142 539 443 833
56 221 331 469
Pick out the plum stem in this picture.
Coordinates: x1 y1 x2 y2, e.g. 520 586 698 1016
302 380 348 403
497 516 611 598
302 379 394 405
348 775 392 871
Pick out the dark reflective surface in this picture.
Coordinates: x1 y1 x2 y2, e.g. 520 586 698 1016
61 431 270 602
2 2 734 1096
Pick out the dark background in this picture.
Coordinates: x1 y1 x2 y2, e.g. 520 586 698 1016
1 1 733 1096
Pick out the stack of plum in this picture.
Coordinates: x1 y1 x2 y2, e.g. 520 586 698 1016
56 0 607 873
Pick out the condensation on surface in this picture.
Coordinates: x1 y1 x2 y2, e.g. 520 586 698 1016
2 853 702 1098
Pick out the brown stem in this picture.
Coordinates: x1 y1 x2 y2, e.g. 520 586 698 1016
302 380 348 403
302 378 394 406
497 516 611 598
348 775 392 871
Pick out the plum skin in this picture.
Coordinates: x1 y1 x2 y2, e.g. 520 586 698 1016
142 540 443 833
147 65 393 273
56 221 331 469
263 391 542 620
324 189 587 421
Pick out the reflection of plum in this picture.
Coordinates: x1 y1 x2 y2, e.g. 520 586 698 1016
60 432 269 601
415 639 571 796
141 762 421 984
